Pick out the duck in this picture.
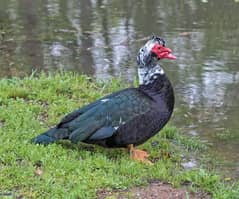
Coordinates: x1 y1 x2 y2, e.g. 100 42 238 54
32 36 176 163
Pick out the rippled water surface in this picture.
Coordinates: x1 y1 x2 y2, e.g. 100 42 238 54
0 0 238 178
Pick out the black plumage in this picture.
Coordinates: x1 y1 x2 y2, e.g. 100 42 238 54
32 36 176 154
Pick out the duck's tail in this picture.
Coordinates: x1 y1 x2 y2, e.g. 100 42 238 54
31 127 69 145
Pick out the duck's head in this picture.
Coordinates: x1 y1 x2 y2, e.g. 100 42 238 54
137 36 176 85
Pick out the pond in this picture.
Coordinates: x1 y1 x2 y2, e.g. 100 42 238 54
0 0 238 178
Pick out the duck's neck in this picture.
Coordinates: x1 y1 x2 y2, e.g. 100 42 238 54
138 64 164 86
138 65 174 112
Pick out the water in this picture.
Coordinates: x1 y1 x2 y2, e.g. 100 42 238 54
0 0 238 178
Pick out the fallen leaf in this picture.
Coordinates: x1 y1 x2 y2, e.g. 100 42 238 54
224 177 231 181
35 167 43 176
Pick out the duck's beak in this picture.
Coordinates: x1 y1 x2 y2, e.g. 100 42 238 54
151 44 177 60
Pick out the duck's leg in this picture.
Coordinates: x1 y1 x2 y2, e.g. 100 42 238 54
128 144 152 164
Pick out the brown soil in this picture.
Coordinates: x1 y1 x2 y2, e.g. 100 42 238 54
97 181 210 199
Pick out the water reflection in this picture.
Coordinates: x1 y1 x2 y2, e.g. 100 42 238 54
0 0 239 178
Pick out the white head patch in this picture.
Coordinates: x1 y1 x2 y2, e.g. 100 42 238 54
137 36 167 85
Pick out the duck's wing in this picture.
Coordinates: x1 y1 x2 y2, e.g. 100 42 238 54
67 88 153 143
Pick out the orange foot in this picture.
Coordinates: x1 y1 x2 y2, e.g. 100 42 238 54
128 144 153 165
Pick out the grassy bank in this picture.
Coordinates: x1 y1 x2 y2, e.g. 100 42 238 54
0 72 238 198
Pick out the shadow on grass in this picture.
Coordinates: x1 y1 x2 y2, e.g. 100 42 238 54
58 140 128 162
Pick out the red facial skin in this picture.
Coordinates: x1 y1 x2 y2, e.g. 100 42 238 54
151 43 177 60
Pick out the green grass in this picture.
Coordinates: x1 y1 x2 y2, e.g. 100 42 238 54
0 72 238 198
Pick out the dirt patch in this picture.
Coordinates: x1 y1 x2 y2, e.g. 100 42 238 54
0 120 5 128
97 181 210 199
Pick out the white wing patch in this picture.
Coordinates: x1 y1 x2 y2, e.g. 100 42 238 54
101 98 109 103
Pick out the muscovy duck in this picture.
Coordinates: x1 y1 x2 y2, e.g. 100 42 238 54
32 36 176 162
